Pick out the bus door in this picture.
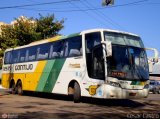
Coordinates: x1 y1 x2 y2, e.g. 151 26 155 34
85 32 105 84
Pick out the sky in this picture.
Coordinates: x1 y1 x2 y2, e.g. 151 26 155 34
0 0 160 57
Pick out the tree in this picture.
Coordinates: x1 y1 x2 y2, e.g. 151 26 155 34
0 24 18 55
13 16 41 46
36 14 64 39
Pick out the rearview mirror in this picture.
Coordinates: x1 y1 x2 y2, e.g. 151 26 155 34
145 47 159 63
101 41 112 57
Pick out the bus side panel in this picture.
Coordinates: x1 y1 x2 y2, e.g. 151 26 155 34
2 64 14 88
36 59 66 93
2 73 10 88
23 61 47 91
51 58 90 96
1 61 47 91
36 60 56 92
42 59 66 93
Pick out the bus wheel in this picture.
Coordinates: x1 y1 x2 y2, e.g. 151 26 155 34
73 82 81 103
17 81 23 95
158 90 160 94
153 89 156 94
10 81 16 94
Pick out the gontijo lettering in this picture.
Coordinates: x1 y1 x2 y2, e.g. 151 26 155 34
15 64 33 71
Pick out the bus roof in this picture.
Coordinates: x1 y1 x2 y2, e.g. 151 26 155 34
5 28 139 52
80 28 139 37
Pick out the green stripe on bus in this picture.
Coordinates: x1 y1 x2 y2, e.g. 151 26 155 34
36 60 56 91
43 58 66 93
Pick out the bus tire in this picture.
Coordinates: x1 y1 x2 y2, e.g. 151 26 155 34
158 90 160 94
17 81 23 95
10 81 16 94
153 89 156 94
73 82 81 103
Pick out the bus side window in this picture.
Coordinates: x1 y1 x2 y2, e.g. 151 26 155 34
12 50 20 63
85 32 101 53
59 41 65 58
37 44 50 60
25 50 29 62
19 49 26 62
65 36 82 57
4 51 11 64
27 46 37 61
50 41 64 59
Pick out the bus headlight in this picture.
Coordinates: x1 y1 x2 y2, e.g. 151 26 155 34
106 80 121 88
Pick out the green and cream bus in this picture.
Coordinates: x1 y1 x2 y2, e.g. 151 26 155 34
2 29 150 102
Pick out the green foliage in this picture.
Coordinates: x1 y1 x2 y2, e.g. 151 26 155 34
0 25 18 50
36 14 64 39
0 14 64 69
13 17 41 46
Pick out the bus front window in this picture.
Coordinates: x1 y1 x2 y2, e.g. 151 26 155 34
129 47 149 80
104 32 149 81
107 45 131 79
107 45 149 80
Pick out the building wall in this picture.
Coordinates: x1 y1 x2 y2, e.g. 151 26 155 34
149 58 160 81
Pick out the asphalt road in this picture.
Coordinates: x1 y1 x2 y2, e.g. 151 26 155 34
0 89 160 119
147 93 160 101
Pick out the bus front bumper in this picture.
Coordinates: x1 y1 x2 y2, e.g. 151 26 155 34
94 84 149 99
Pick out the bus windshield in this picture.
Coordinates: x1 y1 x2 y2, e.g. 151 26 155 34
104 32 149 81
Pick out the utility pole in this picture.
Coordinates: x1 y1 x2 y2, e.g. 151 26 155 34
102 0 114 6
